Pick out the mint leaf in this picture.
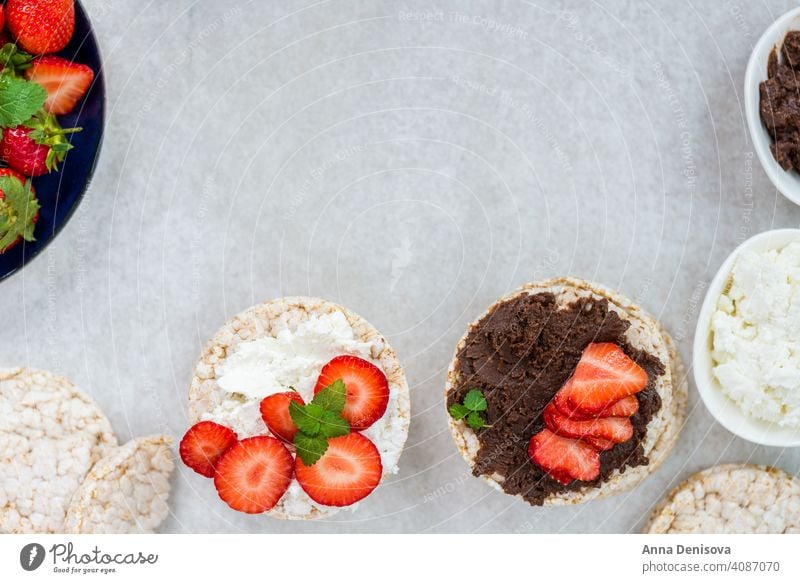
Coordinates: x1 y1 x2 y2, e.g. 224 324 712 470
289 401 321 436
463 389 487 412
0 176 39 252
294 433 328 466
449 389 490 429
448 403 470 420
466 411 487 430
0 76 46 128
312 378 347 413
289 379 351 464
318 409 349 438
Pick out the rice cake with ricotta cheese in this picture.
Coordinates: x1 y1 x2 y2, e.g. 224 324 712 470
188 296 411 520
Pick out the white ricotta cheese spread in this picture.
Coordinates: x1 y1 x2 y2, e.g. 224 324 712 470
711 242 800 428
202 311 406 516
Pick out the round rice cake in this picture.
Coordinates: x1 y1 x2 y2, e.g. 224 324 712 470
65 435 174 533
446 277 688 506
0 368 117 533
188 296 411 520
646 464 800 534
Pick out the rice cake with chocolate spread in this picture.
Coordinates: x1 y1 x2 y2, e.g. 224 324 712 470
446 277 687 506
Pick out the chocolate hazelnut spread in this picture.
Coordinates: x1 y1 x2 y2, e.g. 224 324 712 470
447 292 664 506
760 31 800 172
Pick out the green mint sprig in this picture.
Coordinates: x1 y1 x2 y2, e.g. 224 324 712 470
449 388 490 430
290 379 350 466
0 75 46 128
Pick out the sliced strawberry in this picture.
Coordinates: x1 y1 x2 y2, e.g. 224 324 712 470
555 393 639 419
260 391 304 443
314 355 389 429
543 402 633 444
555 343 648 415
214 436 294 514
528 428 600 484
294 433 382 506
25 55 94 115
583 435 616 451
179 421 238 478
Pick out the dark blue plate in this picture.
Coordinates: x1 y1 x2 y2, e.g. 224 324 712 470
0 0 104 282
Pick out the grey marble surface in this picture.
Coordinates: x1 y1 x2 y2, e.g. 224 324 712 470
2 0 799 533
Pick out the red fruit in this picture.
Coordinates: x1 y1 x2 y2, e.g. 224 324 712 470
555 393 640 420
1 127 49 176
179 421 238 478
25 55 94 115
260 391 304 443
584 435 616 452
555 343 648 415
6 0 75 55
0 5 5 32
294 433 382 506
214 436 294 514
543 403 633 444
0 168 38 253
0 167 27 183
0 114 78 176
314 355 389 429
528 429 600 484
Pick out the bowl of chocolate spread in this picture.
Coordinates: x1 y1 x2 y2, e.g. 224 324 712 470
746 7 800 205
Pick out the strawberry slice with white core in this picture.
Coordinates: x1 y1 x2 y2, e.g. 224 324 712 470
214 436 294 514
179 421 238 478
294 433 382 506
528 428 600 484
543 403 633 444
555 343 648 415
260 391 305 443
314 355 389 429
25 55 94 115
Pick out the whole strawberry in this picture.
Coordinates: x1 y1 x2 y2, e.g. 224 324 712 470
0 113 79 176
6 0 75 55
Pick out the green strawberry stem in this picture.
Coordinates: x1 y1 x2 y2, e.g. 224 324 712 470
0 43 35 78
50 127 82 136
25 110 83 173
0 176 39 251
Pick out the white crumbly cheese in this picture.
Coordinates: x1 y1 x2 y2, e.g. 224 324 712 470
204 311 405 515
711 242 800 428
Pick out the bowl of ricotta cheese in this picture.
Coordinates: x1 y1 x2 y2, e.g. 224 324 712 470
694 229 800 446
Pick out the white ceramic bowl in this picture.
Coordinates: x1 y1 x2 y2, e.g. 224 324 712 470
694 229 800 447
745 7 800 205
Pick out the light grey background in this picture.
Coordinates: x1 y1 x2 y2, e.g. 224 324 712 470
1 0 799 533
